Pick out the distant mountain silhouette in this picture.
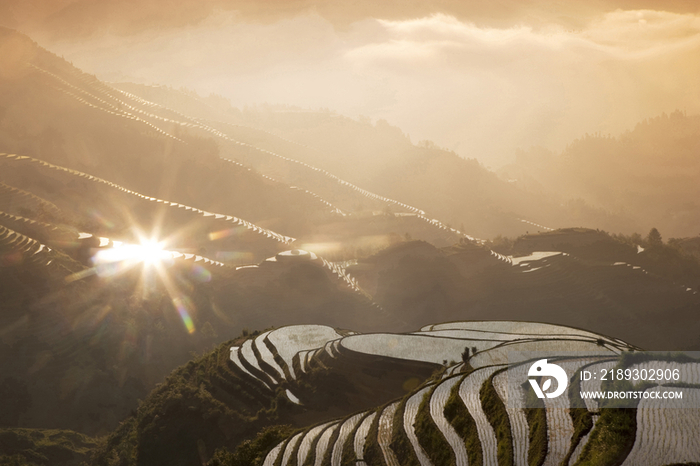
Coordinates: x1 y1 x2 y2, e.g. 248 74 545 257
500 110 700 238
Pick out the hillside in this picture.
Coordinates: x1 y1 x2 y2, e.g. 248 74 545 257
500 111 700 238
0 27 469 259
347 234 700 350
1 24 700 466
91 320 639 465
260 327 700 466
113 83 636 239
89 320 700 466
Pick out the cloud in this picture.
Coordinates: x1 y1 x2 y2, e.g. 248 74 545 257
337 11 700 165
5 0 700 39
9 5 700 167
348 10 700 65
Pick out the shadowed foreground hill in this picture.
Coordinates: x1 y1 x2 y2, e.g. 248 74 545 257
260 325 700 466
0 428 97 466
92 320 700 466
347 234 700 349
93 326 442 466
0 217 378 436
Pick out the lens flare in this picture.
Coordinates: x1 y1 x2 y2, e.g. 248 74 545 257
91 238 172 274
190 265 212 283
80 232 208 336
208 228 240 241
173 296 196 334
138 240 170 265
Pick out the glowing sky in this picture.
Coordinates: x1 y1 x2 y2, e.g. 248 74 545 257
3 0 699 167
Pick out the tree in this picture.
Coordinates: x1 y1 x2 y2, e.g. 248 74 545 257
647 228 662 247
201 321 217 341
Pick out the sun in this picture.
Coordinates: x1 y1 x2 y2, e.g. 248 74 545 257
136 239 170 266
91 237 171 270
83 232 198 334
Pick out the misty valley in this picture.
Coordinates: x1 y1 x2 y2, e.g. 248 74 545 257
1 9 700 466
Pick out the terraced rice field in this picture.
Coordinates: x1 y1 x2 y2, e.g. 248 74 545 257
92 71 494 245
262 442 285 466
252 323 699 466
44 70 349 218
403 386 433 466
330 412 366 466
313 422 340 466
285 389 301 405
0 182 63 219
469 339 619 368
443 363 466 379
422 321 626 347
232 327 344 387
457 367 503 466
254 331 287 381
353 412 377 465
0 225 83 278
323 340 338 359
621 388 700 465
578 360 617 411
377 403 401 466
540 360 584 466
239 339 277 385
415 327 630 362
509 251 563 266
297 422 335 466
42 64 479 245
0 149 382 298
25 63 510 283
0 211 72 244
279 431 304 466
433 376 470 466
228 346 271 390
625 360 700 385
0 153 293 245
568 426 592 466
339 333 474 365
493 364 530 466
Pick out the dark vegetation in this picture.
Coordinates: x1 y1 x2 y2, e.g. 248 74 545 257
90 333 298 466
523 383 547 466
414 387 454 466
0 428 97 466
390 395 420 466
389 396 420 466
573 409 637 466
480 371 514 466
340 413 369 466
565 364 598 465
359 408 383 466
85 328 441 466
0 243 222 434
443 375 483 466
207 425 295 466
